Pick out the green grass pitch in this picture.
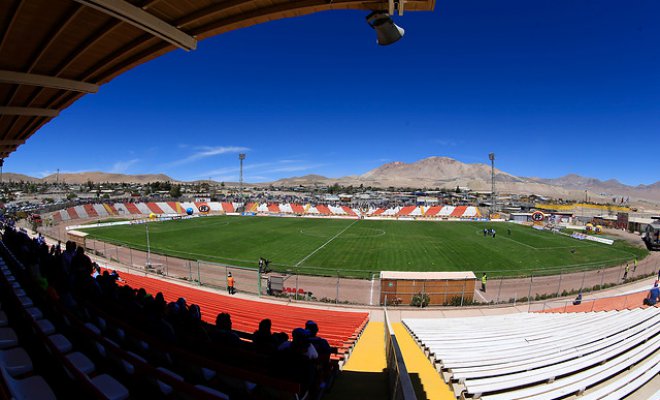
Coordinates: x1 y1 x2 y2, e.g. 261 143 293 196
80 215 648 278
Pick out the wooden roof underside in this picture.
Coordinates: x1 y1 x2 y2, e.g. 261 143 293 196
0 0 434 158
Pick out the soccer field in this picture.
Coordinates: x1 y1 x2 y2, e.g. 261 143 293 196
79 216 647 278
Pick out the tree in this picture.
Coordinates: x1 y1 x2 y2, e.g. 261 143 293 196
169 185 182 198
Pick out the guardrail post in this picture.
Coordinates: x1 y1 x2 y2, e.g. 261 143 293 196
165 255 168 277
556 271 563 298
295 270 299 301
115 245 120 263
496 277 503 304
336 271 340 305
527 274 533 305
599 268 605 290
197 261 201 285
103 241 106 257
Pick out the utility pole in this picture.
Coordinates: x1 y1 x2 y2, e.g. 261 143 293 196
489 153 496 217
145 223 151 268
239 153 246 197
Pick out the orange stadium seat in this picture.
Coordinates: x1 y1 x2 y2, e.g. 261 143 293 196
146 202 164 214
110 271 368 352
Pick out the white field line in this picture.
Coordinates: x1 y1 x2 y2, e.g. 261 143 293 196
294 219 358 267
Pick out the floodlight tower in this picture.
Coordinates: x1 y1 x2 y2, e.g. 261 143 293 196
489 153 496 217
239 153 246 197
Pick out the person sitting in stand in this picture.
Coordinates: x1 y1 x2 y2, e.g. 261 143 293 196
573 291 582 306
643 282 660 306
276 328 317 395
253 318 277 354
278 328 318 360
210 312 241 346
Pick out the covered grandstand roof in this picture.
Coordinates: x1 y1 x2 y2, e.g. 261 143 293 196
0 0 435 159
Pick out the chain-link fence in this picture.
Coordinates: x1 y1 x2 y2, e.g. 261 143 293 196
39 223 660 308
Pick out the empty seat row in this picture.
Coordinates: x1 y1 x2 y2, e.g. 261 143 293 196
404 309 659 400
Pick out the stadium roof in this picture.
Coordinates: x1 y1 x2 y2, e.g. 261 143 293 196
0 0 435 159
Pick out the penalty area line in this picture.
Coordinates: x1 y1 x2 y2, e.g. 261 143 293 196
294 219 359 268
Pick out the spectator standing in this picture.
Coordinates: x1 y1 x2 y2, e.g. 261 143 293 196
633 257 638 272
227 272 235 295
481 273 487 292
623 264 629 280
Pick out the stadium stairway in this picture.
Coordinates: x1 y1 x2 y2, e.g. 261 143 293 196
392 323 456 400
327 321 454 400
325 322 388 400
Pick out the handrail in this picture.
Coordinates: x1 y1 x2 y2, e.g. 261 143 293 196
384 303 417 400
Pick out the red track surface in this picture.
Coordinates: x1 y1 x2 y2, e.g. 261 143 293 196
541 290 659 313
112 271 368 351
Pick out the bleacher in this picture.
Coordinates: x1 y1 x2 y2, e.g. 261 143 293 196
0 228 369 399
113 272 369 357
404 310 659 399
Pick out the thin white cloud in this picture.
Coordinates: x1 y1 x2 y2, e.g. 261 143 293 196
110 159 139 173
36 169 90 178
435 139 459 147
167 146 250 167
269 164 325 173
192 159 326 182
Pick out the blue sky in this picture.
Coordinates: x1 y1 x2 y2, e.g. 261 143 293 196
11 0 660 185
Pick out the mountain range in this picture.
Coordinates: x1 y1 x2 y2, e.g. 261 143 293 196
4 157 659 207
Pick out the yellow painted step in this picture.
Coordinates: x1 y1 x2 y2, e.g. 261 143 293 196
326 322 388 400
393 322 455 400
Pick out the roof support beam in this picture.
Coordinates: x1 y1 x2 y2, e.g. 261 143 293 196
72 0 197 51
0 107 59 117
0 70 99 93
0 140 24 146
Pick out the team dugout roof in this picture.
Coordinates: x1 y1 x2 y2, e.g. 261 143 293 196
0 0 435 159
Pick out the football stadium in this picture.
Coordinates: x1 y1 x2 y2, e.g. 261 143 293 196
0 1 658 400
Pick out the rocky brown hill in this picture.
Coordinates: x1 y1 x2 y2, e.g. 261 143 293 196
5 158 659 205
272 157 660 206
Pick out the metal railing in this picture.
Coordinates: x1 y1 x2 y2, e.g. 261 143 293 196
37 223 659 307
384 307 416 400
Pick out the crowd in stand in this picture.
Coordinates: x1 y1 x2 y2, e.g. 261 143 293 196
1 224 335 398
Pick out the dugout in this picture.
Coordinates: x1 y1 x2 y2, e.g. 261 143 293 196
380 271 476 306
67 230 88 250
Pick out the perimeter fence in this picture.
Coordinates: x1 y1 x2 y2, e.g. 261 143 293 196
40 224 659 307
